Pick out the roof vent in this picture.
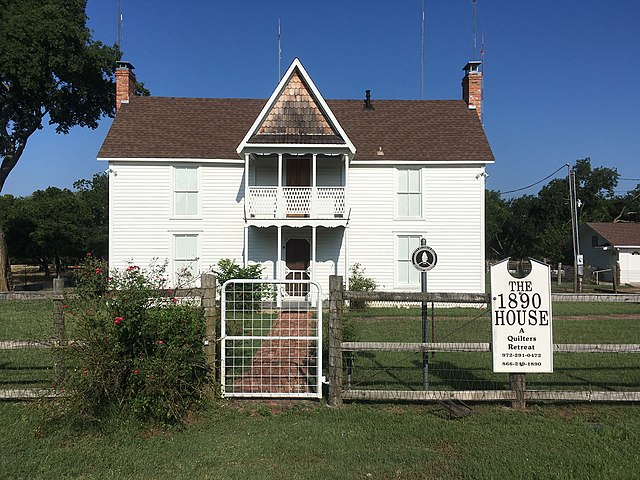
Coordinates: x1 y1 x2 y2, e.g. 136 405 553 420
364 90 374 110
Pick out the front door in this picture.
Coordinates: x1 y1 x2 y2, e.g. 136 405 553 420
285 239 310 296
286 157 311 217
286 157 311 186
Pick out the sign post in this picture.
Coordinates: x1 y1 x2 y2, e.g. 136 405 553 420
411 239 437 390
490 258 553 374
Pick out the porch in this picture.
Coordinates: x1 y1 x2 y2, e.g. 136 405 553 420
247 186 345 219
243 152 349 222
244 225 349 297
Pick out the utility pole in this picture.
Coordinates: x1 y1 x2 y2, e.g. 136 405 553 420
568 166 582 292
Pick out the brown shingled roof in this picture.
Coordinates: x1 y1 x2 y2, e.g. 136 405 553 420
98 96 494 162
586 223 640 247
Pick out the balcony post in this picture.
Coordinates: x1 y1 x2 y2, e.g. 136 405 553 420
311 154 317 217
244 153 250 217
277 153 284 217
344 153 349 217
311 226 317 282
277 225 282 307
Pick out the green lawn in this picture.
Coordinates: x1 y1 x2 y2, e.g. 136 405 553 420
2 301 640 478
1 401 640 479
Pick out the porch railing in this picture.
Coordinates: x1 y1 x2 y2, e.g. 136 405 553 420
247 187 345 219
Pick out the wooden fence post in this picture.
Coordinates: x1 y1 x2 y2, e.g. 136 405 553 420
557 263 562 285
510 373 526 410
328 275 344 407
201 274 217 392
52 278 65 384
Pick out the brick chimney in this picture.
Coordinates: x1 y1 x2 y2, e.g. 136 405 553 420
115 61 136 113
462 61 482 121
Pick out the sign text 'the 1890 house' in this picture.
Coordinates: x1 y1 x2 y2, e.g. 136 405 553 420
490 258 553 373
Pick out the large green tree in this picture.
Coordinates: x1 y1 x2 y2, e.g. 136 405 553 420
486 158 623 264
0 0 120 290
0 173 109 281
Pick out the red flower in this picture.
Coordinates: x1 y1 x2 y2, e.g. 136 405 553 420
95 268 102 274
83 370 89 375
114 316 124 325
156 340 165 345
61 305 68 310
171 297 178 304
86 252 92 257
133 369 139 375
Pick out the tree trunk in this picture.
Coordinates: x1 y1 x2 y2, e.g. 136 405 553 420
0 226 11 292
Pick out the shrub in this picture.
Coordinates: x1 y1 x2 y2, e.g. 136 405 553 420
63 257 209 423
213 258 268 311
348 263 377 311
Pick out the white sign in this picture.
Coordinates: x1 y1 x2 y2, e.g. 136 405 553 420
411 245 437 272
490 258 553 373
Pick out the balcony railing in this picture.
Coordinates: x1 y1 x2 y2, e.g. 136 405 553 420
248 187 345 219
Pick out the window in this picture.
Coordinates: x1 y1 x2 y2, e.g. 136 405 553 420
174 234 198 283
174 166 198 216
396 168 421 218
396 235 421 286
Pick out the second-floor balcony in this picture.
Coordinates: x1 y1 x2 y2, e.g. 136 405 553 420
248 186 345 219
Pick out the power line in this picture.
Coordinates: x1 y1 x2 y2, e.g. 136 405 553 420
498 164 568 196
620 178 640 181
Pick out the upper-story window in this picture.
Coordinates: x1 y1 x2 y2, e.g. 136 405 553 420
174 166 198 216
396 168 421 218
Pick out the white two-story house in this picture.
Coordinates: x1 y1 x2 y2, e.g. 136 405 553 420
98 58 494 295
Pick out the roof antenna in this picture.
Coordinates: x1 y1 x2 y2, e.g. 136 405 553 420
278 18 282 80
117 0 123 49
471 0 477 59
420 0 425 100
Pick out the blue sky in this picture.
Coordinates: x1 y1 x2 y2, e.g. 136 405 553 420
4 0 639 197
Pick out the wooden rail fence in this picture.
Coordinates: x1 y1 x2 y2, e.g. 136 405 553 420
327 275 640 409
0 274 217 400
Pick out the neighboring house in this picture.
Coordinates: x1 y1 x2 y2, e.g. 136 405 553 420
98 58 494 296
579 222 640 285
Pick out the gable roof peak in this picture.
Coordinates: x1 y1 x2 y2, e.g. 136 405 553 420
237 59 355 154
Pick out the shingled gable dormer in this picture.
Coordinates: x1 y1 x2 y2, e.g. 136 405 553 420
237 58 355 154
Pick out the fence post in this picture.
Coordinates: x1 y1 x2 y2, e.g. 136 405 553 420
201 274 217 392
557 263 562 285
510 373 526 410
328 275 344 407
52 278 65 384
613 262 620 294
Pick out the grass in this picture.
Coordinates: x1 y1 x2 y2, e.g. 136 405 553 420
1 401 640 479
2 301 640 478
0 300 54 340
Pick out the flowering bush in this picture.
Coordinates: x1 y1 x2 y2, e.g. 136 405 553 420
64 257 210 423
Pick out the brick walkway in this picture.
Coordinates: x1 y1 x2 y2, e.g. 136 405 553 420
233 311 318 394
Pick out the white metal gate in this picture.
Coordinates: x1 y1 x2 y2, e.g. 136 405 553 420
221 279 322 398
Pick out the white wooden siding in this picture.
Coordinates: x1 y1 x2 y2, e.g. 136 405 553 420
110 161 486 293
109 162 245 283
347 164 486 293
317 157 343 186
247 227 277 278
620 250 640 284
